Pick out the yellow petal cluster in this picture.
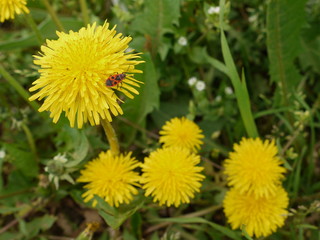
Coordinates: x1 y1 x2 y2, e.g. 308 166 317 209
29 22 143 128
0 0 29 22
223 186 289 238
224 138 286 197
223 137 289 237
140 147 205 207
159 117 204 152
77 151 141 207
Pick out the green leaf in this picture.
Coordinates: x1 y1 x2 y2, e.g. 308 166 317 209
131 0 180 54
4 143 39 178
267 0 307 91
0 17 83 50
219 31 258 138
152 217 241 240
95 194 145 229
300 24 320 74
21 214 57 238
121 52 159 145
68 130 89 166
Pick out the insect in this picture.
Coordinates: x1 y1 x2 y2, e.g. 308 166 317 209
105 73 126 88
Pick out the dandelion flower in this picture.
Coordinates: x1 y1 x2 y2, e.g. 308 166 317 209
77 151 141 207
224 138 286 198
29 22 143 128
223 186 289 238
140 147 205 207
159 117 204 152
0 0 29 22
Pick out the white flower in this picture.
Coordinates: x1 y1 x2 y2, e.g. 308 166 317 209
215 95 222 102
53 153 68 164
178 37 188 46
208 6 220 15
225 86 233 95
195 81 206 91
188 77 197 86
0 150 5 159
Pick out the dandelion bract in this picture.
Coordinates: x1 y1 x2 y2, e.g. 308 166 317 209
29 22 143 128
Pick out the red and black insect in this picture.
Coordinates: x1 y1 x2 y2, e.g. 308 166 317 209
106 73 126 87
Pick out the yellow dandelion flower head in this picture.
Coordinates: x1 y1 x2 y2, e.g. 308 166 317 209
77 151 141 207
140 147 205 207
223 186 289 238
159 117 204 152
29 22 144 128
0 0 29 22
224 138 286 198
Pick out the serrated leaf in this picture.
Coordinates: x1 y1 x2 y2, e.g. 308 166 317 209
267 0 307 90
121 52 159 145
300 24 320 74
4 143 39 178
131 0 180 54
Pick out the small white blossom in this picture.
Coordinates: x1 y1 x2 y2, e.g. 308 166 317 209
215 95 222 102
178 37 188 46
208 6 220 15
188 77 197 86
195 81 206 91
225 86 233 95
0 150 5 159
53 153 68 163
248 15 258 23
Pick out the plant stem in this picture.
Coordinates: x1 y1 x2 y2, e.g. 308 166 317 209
101 119 120 155
24 13 44 45
0 64 39 112
21 123 39 163
41 0 65 32
79 0 90 26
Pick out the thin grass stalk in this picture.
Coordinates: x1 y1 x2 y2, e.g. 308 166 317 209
23 13 44 44
218 0 258 138
21 123 39 163
79 0 90 26
0 64 39 112
41 0 65 32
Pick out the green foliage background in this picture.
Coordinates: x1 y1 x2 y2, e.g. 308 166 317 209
0 0 320 239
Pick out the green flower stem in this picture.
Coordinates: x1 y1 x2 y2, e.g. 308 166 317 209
21 123 39 163
41 0 65 32
101 119 120 156
79 0 90 26
24 13 44 45
0 64 39 112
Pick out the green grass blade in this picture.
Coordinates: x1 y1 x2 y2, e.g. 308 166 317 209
152 217 241 240
219 31 258 138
